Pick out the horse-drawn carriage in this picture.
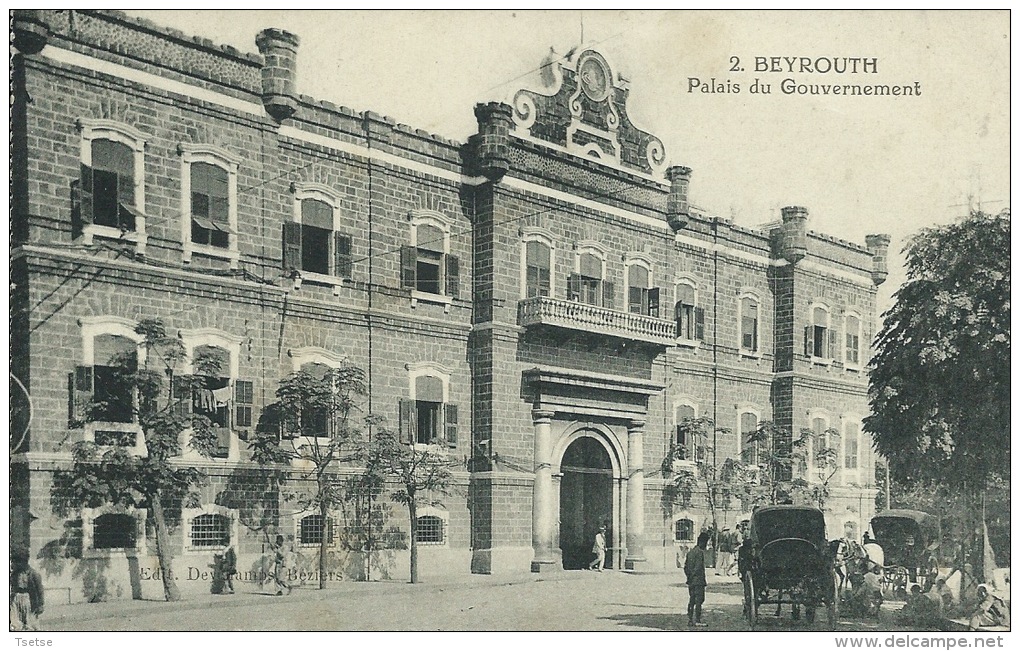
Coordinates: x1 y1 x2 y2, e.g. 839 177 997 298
741 505 839 629
870 509 940 599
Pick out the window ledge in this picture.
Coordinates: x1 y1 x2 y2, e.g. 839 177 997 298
83 224 146 249
810 356 832 367
85 422 148 456
844 364 862 373
183 545 230 556
411 290 453 313
83 548 141 560
185 242 239 267
675 338 701 350
739 349 762 360
670 459 698 472
296 271 349 294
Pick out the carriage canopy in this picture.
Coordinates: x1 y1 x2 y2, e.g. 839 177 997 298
750 505 828 547
870 509 940 566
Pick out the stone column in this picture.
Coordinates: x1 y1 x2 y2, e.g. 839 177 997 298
531 409 560 572
625 419 646 570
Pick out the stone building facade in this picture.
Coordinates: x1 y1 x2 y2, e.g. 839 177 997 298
11 10 888 602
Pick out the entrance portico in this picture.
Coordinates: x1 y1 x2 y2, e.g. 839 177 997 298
524 366 664 572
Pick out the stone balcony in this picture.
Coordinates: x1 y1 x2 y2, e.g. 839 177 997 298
517 296 677 346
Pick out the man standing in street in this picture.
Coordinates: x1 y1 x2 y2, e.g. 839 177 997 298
716 527 733 576
589 525 607 572
685 531 710 627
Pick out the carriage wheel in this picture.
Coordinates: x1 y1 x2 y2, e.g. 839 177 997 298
743 574 758 630
827 574 839 630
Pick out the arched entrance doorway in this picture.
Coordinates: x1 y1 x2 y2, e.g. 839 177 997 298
559 435 614 569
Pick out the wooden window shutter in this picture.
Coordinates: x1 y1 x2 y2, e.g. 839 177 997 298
445 254 460 299
80 164 94 227
68 366 94 428
648 287 660 318
234 379 254 437
400 246 417 290
628 286 643 314
172 375 194 420
694 307 706 340
602 281 615 310
567 274 581 301
828 328 839 361
444 403 458 449
804 326 813 357
753 318 759 351
282 222 302 272
398 398 416 444
334 233 353 279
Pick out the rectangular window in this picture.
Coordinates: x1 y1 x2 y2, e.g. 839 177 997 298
400 224 459 298
844 423 859 470
525 241 552 298
415 401 441 445
740 412 759 465
675 405 696 461
741 298 759 352
89 139 136 231
846 316 861 365
416 515 444 544
190 162 230 249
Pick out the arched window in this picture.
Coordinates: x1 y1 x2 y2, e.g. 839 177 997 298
845 314 862 366
300 362 332 438
400 212 459 300
283 185 352 281
180 144 240 266
176 329 248 460
675 283 703 341
806 304 835 360
808 416 829 479
90 140 136 231
189 513 231 549
416 515 445 544
75 120 147 252
190 162 230 249
399 364 458 449
675 403 697 461
91 334 137 425
675 518 695 542
569 247 611 308
626 262 659 316
92 513 138 550
740 296 759 353
525 240 552 298
739 411 760 465
299 514 334 546
844 421 860 473
414 375 443 445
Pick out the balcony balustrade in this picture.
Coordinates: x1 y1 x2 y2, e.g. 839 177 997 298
518 296 677 346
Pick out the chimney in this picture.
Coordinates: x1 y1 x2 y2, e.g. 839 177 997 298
255 28 300 122
13 10 50 55
778 206 809 264
473 102 514 182
665 166 693 232
865 233 892 285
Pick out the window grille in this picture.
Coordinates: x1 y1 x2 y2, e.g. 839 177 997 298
190 513 231 548
300 515 334 546
416 515 445 544
93 513 137 549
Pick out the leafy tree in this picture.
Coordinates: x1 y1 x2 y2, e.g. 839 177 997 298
52 318 221 602
660 417 728 530
866 209 1009 490
365 427 457 584
247 363 367 589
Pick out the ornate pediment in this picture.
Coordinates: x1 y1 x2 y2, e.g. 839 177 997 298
510 47 667 177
